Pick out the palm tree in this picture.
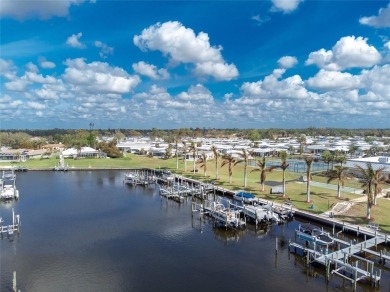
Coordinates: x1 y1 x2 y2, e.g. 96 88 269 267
297 135 306 157
355 162 375 219
349 145 359 158
373 166 386 205
175 139 179 170
210 145 220 180
326 165 350 199
197 152 208 177
304 156 314 202
182 142 187 172
279 151 289 197
221 154 236 183
235 149 251 187
321 151 333 171
188 142 197 173
251 156 276 192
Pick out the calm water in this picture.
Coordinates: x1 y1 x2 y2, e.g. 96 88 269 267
1 171 389 291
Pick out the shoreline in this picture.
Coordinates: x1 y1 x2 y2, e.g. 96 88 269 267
5 165 389 238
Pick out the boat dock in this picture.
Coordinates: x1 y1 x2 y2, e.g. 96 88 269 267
289 230 389 290
1 169 19 201
123 170 158 186
192 199 246 229
0 209 21 239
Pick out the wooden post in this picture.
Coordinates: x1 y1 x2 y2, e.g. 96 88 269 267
326 256 330 281
306 249 309 266
13 271 16 292
370 262 374 283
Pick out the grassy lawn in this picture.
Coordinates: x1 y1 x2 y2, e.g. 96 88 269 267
336 198 390 233
2 154 389 231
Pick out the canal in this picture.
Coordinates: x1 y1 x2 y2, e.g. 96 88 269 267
0 171 388 291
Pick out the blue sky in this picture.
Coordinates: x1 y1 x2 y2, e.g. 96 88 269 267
1 0 389 129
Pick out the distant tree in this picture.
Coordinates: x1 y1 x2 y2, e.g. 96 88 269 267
174 139 180 169
182 142 188 172
197 152 208 177
278 151 289 197
321 151 333 171
355 163 375 219
288 145 295 155
165 144 173 159
114 130 125 142
235 149 252 187
87 132 96 148
297 135 306 157
326 165 350 199
210 145 220 180
349 145 359 158
335 153 347 166
247 129 260 142
188 142 197 173
251 157 277 192
98 140 123 158
304 156 314 202
373 166 386 205
221 154 236 183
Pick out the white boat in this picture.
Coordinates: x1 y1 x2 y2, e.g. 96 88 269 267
233 192 257 204
242 204 279 224
296 224 334 246
124 173 139 185
206 201 246 229
0 170 19 201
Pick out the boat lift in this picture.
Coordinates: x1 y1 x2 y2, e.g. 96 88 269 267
0 208 21 239
289 232 387 290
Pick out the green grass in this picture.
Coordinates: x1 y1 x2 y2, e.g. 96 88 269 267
2 154 389 231
336 199 390 233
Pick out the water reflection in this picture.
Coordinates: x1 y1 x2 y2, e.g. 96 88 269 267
0 171 388 291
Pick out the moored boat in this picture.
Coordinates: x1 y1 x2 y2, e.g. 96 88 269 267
296 223 334 246
233 192 256 204
0 170 19 201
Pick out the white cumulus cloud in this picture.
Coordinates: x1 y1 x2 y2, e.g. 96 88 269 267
177 84 214 103
306 36 381 70
63 58 140 94
39 57 56 69
26 101 46 110
277 56 298 68
359 4 390 28
132 61 169 80
0 0 95 20
306 69 361 91
133 21 238 81
271 0 304 14
66 32 86 49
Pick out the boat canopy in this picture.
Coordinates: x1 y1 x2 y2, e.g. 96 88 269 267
235 192 256 199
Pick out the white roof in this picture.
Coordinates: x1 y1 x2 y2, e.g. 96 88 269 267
346 156 390 172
